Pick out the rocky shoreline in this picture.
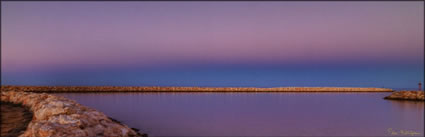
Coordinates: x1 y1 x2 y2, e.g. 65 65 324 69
1 102 33 137
384 91 424 101
1 91 146 137
1 85 393 93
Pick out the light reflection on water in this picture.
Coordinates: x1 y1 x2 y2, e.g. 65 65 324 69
55 92 424 136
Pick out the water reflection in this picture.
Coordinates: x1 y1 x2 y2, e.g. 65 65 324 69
56 92 424 136
389 100 424 111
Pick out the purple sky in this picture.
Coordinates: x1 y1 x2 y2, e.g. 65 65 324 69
1 2 424 88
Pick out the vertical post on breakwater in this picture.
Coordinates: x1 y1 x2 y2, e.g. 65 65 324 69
419 82 422 91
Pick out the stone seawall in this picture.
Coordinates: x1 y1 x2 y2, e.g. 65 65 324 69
384 91 425 101
1 91 145 137
1 86 393 93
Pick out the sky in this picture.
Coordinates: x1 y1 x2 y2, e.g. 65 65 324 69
1 2 424 89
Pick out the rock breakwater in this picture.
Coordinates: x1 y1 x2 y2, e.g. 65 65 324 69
1 102 33 137
1 91 146 137
384 91 424 101
1 85 393 93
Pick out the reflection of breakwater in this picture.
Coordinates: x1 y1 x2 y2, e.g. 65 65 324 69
388 99 424 111
1 85 393 93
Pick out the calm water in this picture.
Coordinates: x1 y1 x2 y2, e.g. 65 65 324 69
56 92 424 136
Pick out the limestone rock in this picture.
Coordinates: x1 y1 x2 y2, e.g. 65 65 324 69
1 91 144 137
384 91 425 101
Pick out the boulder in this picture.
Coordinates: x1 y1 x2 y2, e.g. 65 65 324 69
1 91 144 137
384 91 425 101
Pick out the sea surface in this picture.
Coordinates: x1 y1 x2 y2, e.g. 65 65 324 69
56 92 424 136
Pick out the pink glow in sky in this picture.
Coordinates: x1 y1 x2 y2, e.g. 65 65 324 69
1 2 424 72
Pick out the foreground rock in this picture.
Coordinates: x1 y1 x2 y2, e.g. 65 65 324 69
1 91 146 137
1 102 33 137
1 85 393 93
384 91 424 101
